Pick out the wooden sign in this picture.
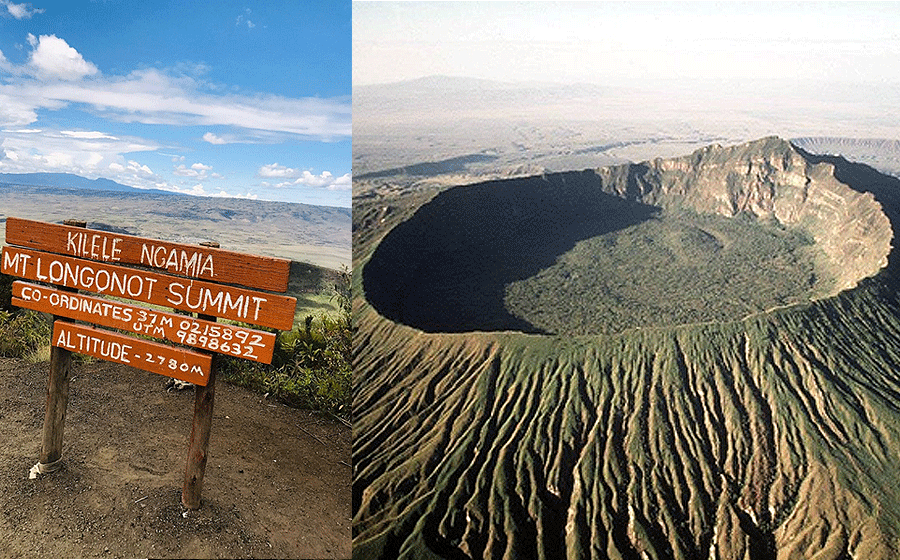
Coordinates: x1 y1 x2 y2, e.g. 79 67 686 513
5 217 291 292
5 217 303 509
2 246 296 330
52 322 211 385
12 281 276 364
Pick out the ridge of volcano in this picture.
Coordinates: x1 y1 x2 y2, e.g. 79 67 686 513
353 137 900 559
363 136 891 335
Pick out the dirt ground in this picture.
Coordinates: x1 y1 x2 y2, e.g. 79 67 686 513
0 357 351 559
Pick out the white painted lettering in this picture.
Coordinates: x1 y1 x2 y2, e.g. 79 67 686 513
251 296 267 321
56 328 70 348
110 237 122 261
166 282 185 306
165 248 178 270
66 231 78 254
34 256 47 281
140 244 152 267
2 250 19 274
181 251 198 275
200 255 214 276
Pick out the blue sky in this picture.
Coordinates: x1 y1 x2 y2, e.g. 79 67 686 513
0 0 351 207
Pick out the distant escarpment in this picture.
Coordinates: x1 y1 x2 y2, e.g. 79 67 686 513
353 137 900 559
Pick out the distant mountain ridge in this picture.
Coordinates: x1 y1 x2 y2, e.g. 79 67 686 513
0 172 174 195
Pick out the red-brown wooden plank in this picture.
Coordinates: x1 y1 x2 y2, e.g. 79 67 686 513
52 322 211 385
5 217 291 292
13 281 276 363
2 246 297 330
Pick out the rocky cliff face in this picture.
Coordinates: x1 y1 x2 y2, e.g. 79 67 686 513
353 137 900 559
594 136 891 292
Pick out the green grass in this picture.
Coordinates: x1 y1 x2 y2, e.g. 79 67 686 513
293 292 342 326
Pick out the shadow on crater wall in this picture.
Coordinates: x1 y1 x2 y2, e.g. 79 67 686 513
797 147 900 279
362 171 659 333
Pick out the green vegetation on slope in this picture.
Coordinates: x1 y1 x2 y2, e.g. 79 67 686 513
353 138 900 559
353 269 900 559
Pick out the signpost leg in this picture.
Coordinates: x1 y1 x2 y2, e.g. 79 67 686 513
30 220 85 479
181 312 219 509
32 329 72 476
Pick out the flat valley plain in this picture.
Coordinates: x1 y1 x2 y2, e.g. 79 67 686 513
0 184 351 272
354 77 900 195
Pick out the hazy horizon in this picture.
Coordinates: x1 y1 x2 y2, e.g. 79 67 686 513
354 2 900 179
355 2 900 88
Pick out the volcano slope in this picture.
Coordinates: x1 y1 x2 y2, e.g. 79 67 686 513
353 137 900 559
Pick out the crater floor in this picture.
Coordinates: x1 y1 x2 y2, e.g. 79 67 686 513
505 208 835 335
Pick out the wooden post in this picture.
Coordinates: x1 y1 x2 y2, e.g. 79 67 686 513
181 345 217 509
182 240 221 509
38 324 72 471
34 220 85 476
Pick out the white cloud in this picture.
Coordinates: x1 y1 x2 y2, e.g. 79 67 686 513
28 35 99 81
236 8 255 29
257 163 297 178
202 132 227 144
85 151 103 168
0 127 162 191
60 130 118 140
40 151 73 168
210 189 257 199
0 29 349 203
2 1 43 19
0 39 350 139
156 181 258 200
0 49 13 73
329 173 352 191
0 92 40 127
126 160 153 175
292 170 334 188
173 162 213 178
272 170 352 191
3 67 350 138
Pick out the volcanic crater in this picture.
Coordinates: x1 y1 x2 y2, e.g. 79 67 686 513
363 136 891 335
353 137 900 560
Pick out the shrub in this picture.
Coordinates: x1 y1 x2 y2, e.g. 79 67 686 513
0 309 51 359
220 266 353 415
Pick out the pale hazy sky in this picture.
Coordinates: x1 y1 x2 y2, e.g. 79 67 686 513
354 1 900 87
